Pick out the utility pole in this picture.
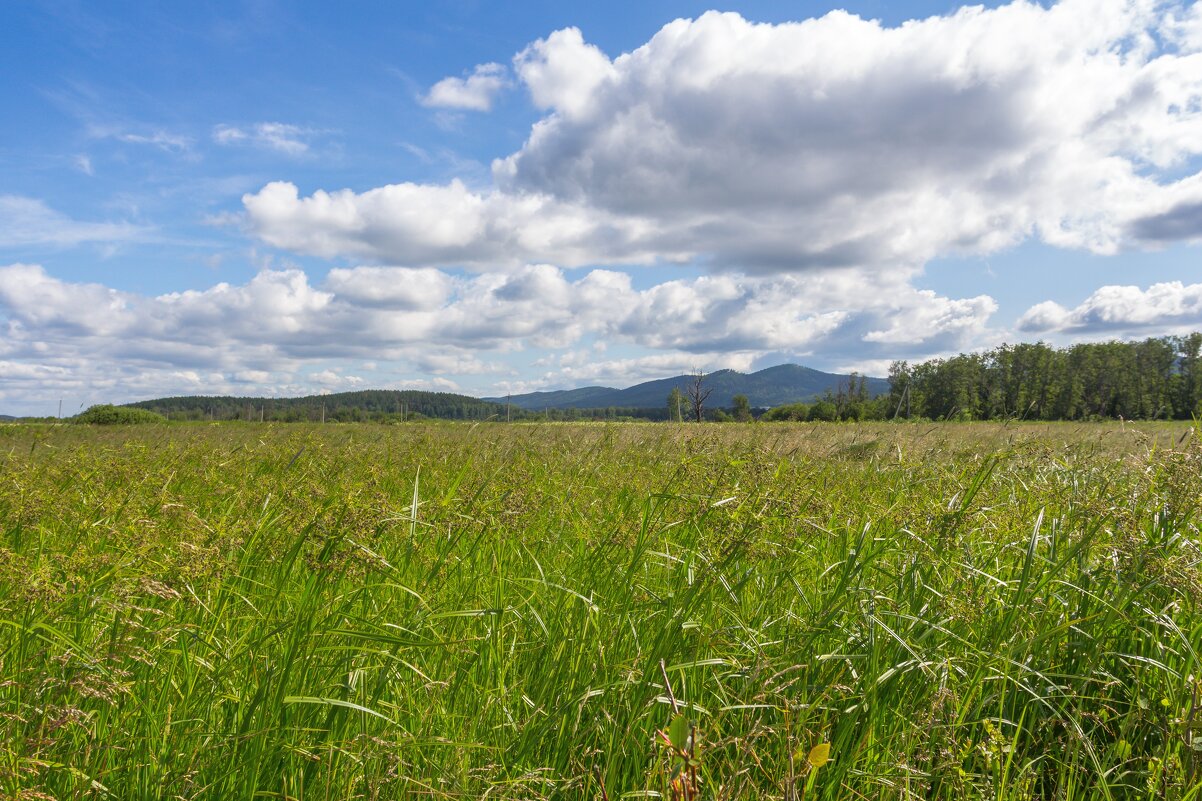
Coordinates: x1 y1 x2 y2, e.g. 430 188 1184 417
321 403 326 424
506 394 511 423
58 399 62 419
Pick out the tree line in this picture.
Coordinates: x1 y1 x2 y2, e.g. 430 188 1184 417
689 334 1202 423
889 334 1202 421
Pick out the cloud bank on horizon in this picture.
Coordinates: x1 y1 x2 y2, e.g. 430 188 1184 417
2 0 1202 413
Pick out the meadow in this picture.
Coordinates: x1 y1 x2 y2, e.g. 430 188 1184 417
1 421 1200 800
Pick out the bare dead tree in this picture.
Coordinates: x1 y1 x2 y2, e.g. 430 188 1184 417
686 369 713 422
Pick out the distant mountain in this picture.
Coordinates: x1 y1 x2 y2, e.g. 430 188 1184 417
490 364 889 410
116 365 888 422
0 415 16 422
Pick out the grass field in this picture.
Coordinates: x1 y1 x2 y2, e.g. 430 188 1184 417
1 421 1200 800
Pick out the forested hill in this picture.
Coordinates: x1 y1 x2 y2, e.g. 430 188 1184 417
126 390 508 422
489 364 889 409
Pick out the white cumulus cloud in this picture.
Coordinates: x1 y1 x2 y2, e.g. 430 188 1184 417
245 1 1202 273
1017 281 1202 334
514 28 615 117
242 179 667 268
423 63 511 111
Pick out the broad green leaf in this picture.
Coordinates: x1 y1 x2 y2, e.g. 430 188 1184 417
669 715 691 751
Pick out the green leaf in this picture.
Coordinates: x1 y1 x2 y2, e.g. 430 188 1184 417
807 742 831 769
669 715 691 752
282 696 394 723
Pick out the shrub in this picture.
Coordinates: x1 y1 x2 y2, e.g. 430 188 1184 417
808 400 839 421
762 403 810 421
73 404 166 425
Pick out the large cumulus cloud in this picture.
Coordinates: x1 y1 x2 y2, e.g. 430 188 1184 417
248 1 1202 272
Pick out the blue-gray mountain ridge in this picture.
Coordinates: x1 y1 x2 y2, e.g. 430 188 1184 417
487 364 888 410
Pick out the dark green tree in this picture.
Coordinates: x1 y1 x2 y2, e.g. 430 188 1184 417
731 394 752 422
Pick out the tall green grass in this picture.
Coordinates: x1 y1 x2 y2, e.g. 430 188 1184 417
0 422 1199 799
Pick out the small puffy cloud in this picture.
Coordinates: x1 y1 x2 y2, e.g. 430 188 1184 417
1017 281 1202 334
310 368 364 387
1016 300 1073 333
213 122 314 155
422 63 510 111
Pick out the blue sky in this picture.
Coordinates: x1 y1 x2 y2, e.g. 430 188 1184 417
2 0 1201 415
